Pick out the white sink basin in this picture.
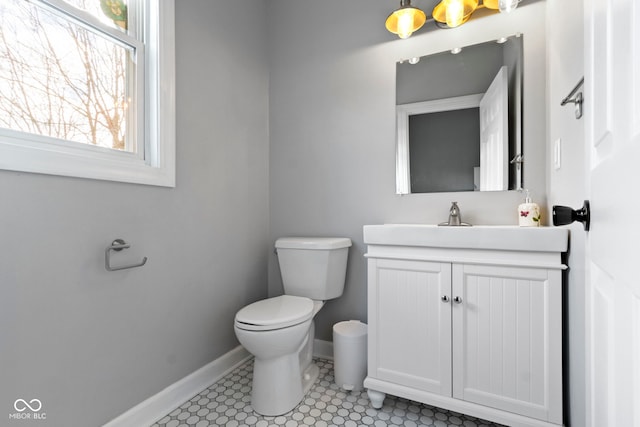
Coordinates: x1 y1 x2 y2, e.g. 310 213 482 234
363 224 569 252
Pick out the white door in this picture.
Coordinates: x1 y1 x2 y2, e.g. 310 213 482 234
479 66 509 191
584 0 640 425
367 259 452 396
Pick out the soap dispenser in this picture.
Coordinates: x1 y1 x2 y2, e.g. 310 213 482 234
518 190 540 227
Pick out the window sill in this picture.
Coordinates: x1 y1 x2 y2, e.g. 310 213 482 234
0 130 175 187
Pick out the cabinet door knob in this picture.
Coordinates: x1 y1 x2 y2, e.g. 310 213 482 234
453 296 463 304
441 295 449 302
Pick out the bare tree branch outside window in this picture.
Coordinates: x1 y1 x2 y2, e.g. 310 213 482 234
0 0 133 151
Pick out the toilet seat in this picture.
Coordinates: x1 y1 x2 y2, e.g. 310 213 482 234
235 295 314 331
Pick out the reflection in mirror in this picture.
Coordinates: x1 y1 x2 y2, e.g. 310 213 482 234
396 34 523 194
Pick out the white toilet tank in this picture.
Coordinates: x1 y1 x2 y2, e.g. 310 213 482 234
275 237 352 301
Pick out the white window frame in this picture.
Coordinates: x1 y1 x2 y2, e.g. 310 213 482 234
0 0 176 187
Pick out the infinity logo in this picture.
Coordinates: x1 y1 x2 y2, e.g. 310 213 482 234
14 399 42 412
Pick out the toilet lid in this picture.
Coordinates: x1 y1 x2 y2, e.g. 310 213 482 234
235 295 314 331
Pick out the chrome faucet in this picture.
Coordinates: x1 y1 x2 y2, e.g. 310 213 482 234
448 202 461 226
439 202 471 226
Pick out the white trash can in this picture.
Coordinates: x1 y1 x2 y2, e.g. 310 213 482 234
333 320 368 392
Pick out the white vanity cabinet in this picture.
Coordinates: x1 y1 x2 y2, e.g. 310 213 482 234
363 225 568 427
369 259 453 396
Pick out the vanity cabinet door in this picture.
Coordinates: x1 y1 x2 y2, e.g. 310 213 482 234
368 259 452 396
451 263 563 424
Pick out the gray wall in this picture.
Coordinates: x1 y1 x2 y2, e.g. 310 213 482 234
267 0 548 341
546 0 586 425
0 1 270 425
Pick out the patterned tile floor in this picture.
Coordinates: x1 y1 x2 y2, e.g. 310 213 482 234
151 358 505 427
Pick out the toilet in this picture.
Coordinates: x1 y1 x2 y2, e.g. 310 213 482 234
234 237 352 416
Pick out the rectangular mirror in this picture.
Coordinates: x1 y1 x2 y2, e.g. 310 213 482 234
396 34 523 194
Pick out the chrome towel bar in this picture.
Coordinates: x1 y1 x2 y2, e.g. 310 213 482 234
105 239 148 271
560 77 584 119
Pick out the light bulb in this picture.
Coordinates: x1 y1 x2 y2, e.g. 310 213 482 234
445 0 465 28
499 0 518 13
396 9 414 39
385 0 426 39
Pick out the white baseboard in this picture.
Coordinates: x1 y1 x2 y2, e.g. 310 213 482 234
313 338 334 360
104 340 334 427
103 346 251 427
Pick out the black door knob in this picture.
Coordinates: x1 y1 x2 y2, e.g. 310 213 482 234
552 200 590 231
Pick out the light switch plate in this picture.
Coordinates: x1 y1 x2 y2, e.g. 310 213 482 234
554 138 562 170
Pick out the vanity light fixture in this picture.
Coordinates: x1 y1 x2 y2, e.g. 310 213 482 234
451 47 462 54
433 0 521 28
386 0 523 38
385 0 426 39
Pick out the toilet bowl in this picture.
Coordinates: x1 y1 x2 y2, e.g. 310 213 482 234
234 237 351 416
234 295 320 416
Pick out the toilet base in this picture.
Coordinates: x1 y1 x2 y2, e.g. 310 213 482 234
237 310 324 416
302 363 320 396
251 352 303 416
249 330 320 416
251 358 319 417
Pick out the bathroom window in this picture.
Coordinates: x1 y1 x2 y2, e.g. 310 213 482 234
0 0 175 186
